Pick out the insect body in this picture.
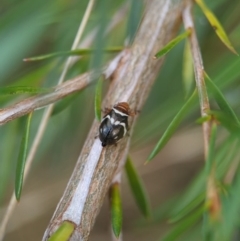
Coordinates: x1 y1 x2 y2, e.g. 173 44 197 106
99 102 133 147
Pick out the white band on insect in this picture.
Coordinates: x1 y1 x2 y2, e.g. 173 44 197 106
113 108 128 116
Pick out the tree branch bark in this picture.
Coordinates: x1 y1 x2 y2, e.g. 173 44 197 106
43 0 188 240
0 72 94 125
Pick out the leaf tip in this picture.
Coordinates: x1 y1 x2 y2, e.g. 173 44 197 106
225 44 239 56
231 48 239 56
145 156 153 164
146 151 156 163
15 189 21 201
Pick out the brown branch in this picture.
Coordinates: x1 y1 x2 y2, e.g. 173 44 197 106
0 71 95 125
43 0 188 240
183 3 211 158
0 52 125 126
183 2 222 220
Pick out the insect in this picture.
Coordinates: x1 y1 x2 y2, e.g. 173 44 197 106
99 102 134 147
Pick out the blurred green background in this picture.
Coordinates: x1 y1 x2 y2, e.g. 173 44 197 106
0 0 240 240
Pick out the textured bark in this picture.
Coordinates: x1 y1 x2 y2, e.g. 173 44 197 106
0 72 94 125
43 0 188 240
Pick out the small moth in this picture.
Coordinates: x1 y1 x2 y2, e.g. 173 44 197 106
99 102 134 147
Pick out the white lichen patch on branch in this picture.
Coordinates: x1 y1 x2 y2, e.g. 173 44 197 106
62 139 103 224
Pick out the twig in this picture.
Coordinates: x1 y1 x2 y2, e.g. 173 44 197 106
0 50 126 126
183 2 221 220
0 71 95 125
70 3 128 66
183 3 211 159
42 0 187 240
0 1 95 240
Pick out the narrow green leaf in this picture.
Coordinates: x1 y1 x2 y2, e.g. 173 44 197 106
150 198 177 223
0 121 18 202
24 49 91 61
216 138 239 179
195 0 238 55
110 183 122 238
169 193 205 223
24 47 122 62
170 137 233 220
154 29 191 58
182 41 194 98
48 221 75 241
125 156 151 218
161 206 204 241
205 72 240 125
215 58 240 88
202 212 215 241
146 90 197 162
52 93 79 116
126 0 144 44
15 112 33 200
205 123 217 175
94 78 103 121
170 136 236 224
210 111 240 135
0 86 51 95
196 115 211 124
216 171 240 241
170 172 205 218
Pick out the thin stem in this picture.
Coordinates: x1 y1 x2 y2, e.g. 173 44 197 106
0 1 95 240
59 0 95 85
183 3 211 159
0 71 97 125
183 2 221 220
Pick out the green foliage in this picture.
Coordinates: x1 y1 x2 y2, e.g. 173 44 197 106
48 221 75 241
110 183 122 238
24 47 122 62
169 172 206 222
205 123 217 175
125 156 151 218
218 171 240 240
15 113 33 200
94 78 103 122
195 0 238 55
161 206 204 241
52 93 80 116
147 90 197 162
1 0 240 240
169 193 205 223
211 111 240 135
154 30 191 58
126 0 144 43
0 86 51 95
205 73 240 125
182 41 194 98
